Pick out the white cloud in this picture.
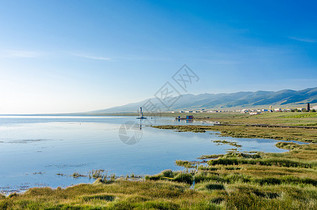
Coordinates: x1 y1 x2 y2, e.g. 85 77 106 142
289 37 316 43
72 53 111 61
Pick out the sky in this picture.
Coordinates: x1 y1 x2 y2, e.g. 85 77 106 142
0 0 316 114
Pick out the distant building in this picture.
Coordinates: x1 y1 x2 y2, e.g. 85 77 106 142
250 112 260 115
274 108 282 112
312 106 317 110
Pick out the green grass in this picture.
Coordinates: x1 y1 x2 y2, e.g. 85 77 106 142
153 124 317 143
282 112 317 118
0 180 222 209
154 111 317 127
149 121 317 209
146 141 317 209
213 140 242 148
72 172 87 178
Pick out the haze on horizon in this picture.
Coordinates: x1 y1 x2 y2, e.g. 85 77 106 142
0 0 316 114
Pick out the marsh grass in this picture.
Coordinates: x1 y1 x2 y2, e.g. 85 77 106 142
88 169 107 180
213 140 242 148
145 134 317 209
198 154 224 159
72 172 87 178
153 119 317 143
81 194 116 202
151 111 317 128
2 180 216 209
2 158 316 209
175 160 196 168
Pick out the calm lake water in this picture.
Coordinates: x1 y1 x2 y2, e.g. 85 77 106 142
0 116 289 193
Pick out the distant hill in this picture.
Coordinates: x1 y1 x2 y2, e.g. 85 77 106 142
91 87 317 113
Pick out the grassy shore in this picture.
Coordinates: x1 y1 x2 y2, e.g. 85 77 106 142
157 111 317 127
1 112 317 209
150 123 317 209
2 143 316 209
153 124 317 143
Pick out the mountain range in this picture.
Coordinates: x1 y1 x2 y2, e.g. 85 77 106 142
91 87 317 113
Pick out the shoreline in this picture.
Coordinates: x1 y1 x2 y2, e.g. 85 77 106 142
153 124 317 143
1 120 317 209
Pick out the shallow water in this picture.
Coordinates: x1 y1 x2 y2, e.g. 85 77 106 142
0 116 290 193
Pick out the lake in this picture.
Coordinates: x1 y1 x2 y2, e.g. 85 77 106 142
0 116 289 194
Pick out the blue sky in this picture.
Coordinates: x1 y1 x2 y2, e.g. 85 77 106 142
0 0 316 113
